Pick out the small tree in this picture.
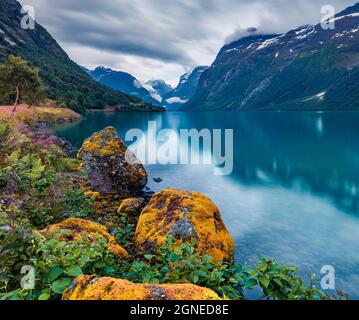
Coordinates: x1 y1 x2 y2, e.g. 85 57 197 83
0 55 43 114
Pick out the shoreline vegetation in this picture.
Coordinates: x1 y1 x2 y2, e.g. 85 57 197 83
0 107 348 300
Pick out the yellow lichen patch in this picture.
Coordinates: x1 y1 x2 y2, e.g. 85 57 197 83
84 191 101 199
78 127 127 157
117 198 145 216
63 275 221 300
40 218 128 258
135 189 234 263
77 127 148 195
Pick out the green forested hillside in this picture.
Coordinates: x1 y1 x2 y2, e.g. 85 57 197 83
0 0 163 113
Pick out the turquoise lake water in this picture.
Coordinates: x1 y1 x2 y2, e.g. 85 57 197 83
53 111 359 298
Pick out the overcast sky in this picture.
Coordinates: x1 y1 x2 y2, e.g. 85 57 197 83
19 0 357 85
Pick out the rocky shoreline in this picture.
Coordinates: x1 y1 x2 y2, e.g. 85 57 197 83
0 112 339 300
57 126 234 300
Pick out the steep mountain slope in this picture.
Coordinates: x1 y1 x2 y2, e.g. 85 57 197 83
88 67 161 106
0 0 162 112
163 66 208 110
183 3 359 111
144 79 173 100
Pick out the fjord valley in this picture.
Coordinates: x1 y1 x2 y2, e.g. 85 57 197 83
87 65 208 111
1 0 359 302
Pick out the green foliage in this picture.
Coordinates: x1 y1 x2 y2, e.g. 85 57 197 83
63 189 94 219
112 213 135 248
1 149 54 192
43 145 79 172
0 210 121 300
0 122 10 143
122 238 246 299
28 237 120 300
120 238 329 300
248 256 324 300
0 210 34 294
0 55 44 106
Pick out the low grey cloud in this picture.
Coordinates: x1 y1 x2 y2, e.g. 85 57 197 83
19 0 356 84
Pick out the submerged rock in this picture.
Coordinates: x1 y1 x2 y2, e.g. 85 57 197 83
40 218 128 258
62 275 220 300
117 198 146 216
135 189 234 262
78 127 147 195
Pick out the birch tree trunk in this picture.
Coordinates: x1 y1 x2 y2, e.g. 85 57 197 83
11 79 20 116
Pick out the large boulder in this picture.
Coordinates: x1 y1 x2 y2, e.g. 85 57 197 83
78 127 147 195
40 218 128 258
63 275 220 300
135 189 234 263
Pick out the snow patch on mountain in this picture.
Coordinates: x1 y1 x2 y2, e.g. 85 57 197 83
166 97 189 104
141 82 162 102
334 12 359 22
256 38 279 51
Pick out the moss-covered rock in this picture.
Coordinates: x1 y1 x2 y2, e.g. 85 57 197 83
117 198 146 216
135 189 234 263
62 275 221 300
78 127 147 195
40 218 128 258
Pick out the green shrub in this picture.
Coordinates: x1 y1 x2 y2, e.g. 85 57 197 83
120 238 329 300
0 218 121 300
1 149 56 192
63 189 94 219
0 122 10 142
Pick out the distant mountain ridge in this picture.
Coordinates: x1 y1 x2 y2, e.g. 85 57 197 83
88 67 163 106
144 79 173 100
88 65 208 111
0 0 162 112
162 66 208 110
183 3 359 111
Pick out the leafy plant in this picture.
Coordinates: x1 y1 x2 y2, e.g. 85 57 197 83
248 256 325 300
120 238 332 300
0 122 10 143
63 189 94 219
112 213 135 248
0 207 36 294
0 225 122 300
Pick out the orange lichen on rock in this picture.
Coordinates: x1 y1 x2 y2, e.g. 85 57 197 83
84 191 101 199
135 189 234 263
40 218 128 258
117 198 146 216
63 275 221 300
77 127 147 195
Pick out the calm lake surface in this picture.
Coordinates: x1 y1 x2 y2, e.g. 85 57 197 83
53 111 359 298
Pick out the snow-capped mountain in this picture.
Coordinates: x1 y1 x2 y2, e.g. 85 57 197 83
88 67 161 106
162 66 209 110
183 3 359 111
144 80 173 100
